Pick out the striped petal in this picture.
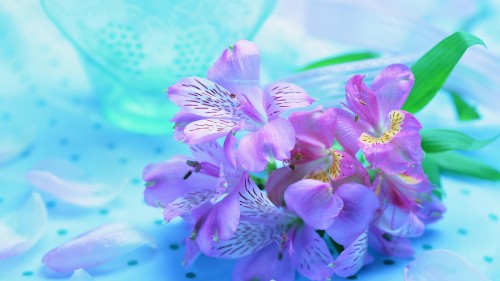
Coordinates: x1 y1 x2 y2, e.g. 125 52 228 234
233 244 295 281
264 82 314 119
332 232 369 278
43 223 156 272
0 193 47 259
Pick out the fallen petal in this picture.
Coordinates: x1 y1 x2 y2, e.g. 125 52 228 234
70 269 94 281
43 223 157 272
0 192 47 259
404 250 491 281
26 159 126 207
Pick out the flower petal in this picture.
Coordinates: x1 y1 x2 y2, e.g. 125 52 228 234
183 118 241 144
373 203 425 238
143 156 217 208
0 193 47 259
168 77 240 118
368 227 414 258
264 82 314 119
206 220 281 259
291 226 334 280
26 159 126 207
170 110 204 142
69 269 93 281
332 232 369 278
43 223 157 272
333 108 371 156
266 163 315 206
183 236 200 267
371 64 414 119
233 244 295 281
196 191 240 253
236 117 295 172
163 189 214 222
285 179 343 230
207 40 261 93
289 106 336 160
327 183 378 246
404 250 492 281
345 75 380 126
359 110 423 174
239 177 284 223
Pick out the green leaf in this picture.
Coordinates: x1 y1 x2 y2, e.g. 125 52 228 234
427 151 500 181
422 157 444 199
450 91 481 121
300 52 379 71
403 32 486 113
421 129 498 153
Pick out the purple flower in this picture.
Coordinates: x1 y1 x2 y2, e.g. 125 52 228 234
334 64 423 174
168 40 314 172
143 140 245 254
204 179 374 280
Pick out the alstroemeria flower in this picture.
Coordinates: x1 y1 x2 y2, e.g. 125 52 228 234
168 40 314 172
203 179 372 281
143 140 245 252
264 107 378 247
334 64 423 174
369 165 445 258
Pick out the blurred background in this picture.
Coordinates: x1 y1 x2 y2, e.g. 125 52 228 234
1 0 499 280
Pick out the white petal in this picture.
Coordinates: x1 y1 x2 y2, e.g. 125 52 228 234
70 269 94 281
43 223 157 272
0 193 47 259
26 158 126 207
404 250 491 281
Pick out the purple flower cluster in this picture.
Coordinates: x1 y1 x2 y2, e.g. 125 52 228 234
143 40 446 280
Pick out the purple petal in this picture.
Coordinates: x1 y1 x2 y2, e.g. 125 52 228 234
183 237 200 267
289 106 336 160
373 203 425 238
417 194 446 224
404 250 491 281
333 108 371 156
170 110 203 142
223 133 238 168
0 193 47 259
236 117 295 172
371 64 414 119
285 179 343 230
264 82 315 119
233 244 295 281
359 110 423 174
182 118 241 144
239 177 285 222
26 159 126 207
266 163 314 206
369 227 415 258
291 226 334 280
69 269 93 281
168 77 240 118
345 75 380 126
196 192 240 254
206 220 281 259
163 189 214 222
207 40 261 93
328 150 356 181
43 223 157 272
327 183 378 246
332 232 368 278
143 157 217 208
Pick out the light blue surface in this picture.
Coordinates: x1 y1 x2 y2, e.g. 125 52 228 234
1 1 500 280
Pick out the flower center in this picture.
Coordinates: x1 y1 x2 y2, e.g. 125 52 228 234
359 110 404 145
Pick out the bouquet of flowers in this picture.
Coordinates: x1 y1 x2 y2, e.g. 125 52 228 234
143 33 493 281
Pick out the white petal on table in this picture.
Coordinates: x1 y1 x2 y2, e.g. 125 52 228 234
0 192 47 259
26 158 126 207
43 223 157 272
404 249 492 281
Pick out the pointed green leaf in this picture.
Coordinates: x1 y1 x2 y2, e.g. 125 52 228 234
299 52 379 71
450 91 481 121
427 151 500 181
421 129 498 153
403 32 486 113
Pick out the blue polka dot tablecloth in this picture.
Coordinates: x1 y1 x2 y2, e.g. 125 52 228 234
1 1 500 281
